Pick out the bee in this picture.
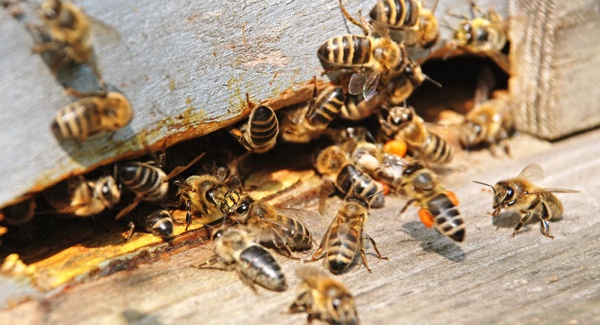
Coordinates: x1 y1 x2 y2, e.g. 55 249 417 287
460 67 514 154
289 266 359 325
126 207 174 240
175 174 241 231
197 227 287 292
51 89 133 142
115 152 207 221
229 105 279 153
229 194 316 258
378 105 453 164
474 164 579 239
446 2 509 73
280 83 345 143
399 161 465 242
317 0 408 101
370 0 440 49
307 195 388 274
44 174 120 217
314 145 385 213
0 196 36 226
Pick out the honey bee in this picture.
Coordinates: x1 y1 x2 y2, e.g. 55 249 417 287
115 152 207 220
197 227 287 292
229 194 316 258
370 0 440 49
306 195 388 274
474 164 579 239
314 145 385 213
175 174 241 231
31 0 116 82
289 266 359 325
317 0 408 101
229 105 279 154
460 67 514 154
44 174 120 217
126 207 174 240
378 105 453 164
280 83 345 143
399 161 465 242
0 196 36 226
51 89 133 142
446 2 509 73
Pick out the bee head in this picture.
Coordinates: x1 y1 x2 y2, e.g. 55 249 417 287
96 175 121 208
40 0 61 21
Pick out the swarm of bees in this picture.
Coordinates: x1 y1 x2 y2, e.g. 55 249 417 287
0 1 582 324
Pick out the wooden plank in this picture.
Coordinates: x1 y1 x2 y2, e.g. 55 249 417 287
0 128 598 323
0 0 509 209
509 0 600 139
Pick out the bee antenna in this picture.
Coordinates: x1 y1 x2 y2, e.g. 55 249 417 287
473 180 496 194
424 74 443 88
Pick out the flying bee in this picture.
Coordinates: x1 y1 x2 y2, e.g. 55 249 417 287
460 67 514 154
445 1 509 73
289 266 359 325
474 164 579 239
197 227 287 292
0 196 36 226
174 173 241 231
378 104 453 164
44 174 120 217
314 145 385 213
306 195 388 274
370 0 440 49
280 82 345 143
229 105 279 153
125 207 174 240
229 194 316 258
317 0 408 101
115 151 207 220
399 161 465 242
51 89 133 142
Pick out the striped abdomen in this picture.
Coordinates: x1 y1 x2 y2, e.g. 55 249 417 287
317 35 372 68
135 209 174 239
246 106 278 153
307 86 344 128
427 193 465 242
51 99 102 141
539 193 564 221
421 132 453 164
325 225 361 274
370 0 420 29
119 163 168 201
336 164 384 208
282 217 312 250
238 245 287 291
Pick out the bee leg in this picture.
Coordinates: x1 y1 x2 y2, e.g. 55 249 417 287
304 247 325 263
359 248 372 272
337 0 370 36
237 272 259 293
126 220 136 241
539 202 555 239
397 198 417 218
166 152 207 180
366 235 389 260
185 200 192 231
114 197 141 220
512 210 533 237
318 181 335 215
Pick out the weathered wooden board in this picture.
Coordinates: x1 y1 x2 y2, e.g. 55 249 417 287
509 0 600 139
0 0 508 209
0 127 598 324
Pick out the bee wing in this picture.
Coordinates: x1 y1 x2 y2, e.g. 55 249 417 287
362 73 381 102
296 265 328 285
487 51 511 75
517 164 545 182
348 72 368 96
528 188 580 195
88 16 122 46
274 207 322 230
371 20 391 39
474 66 495 106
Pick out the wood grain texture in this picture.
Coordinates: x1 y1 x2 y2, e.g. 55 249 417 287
0 128 598 324
0 0 509 209
509 0 600 140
